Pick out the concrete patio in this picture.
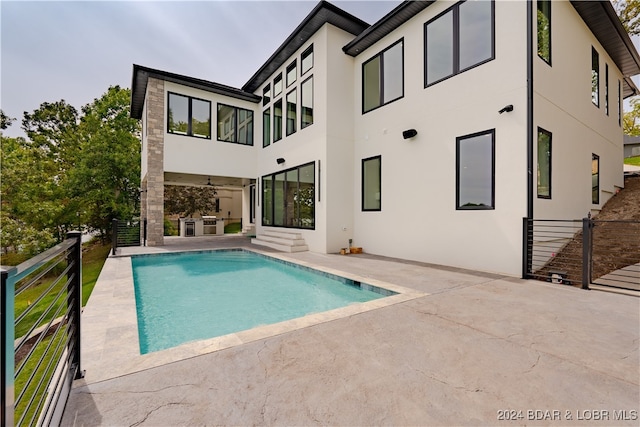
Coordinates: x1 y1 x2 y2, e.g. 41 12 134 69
62 235 639 426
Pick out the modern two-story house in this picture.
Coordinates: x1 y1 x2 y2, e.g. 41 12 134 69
130 0 640 276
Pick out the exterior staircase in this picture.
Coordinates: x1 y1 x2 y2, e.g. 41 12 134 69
251 229 309 252
241 224 256 236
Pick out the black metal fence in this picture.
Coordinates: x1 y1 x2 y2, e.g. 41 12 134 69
1 232 83 427
112 218 146 255
523 218 640 292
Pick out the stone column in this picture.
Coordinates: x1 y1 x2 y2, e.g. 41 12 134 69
145 77 165 246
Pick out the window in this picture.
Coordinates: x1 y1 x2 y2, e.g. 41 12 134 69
363 39 404 113
592 153 599 204
286 90 297 136
605 64 609 115
262 162 315 229
456 130 495 210
618 80 622 126
537 128 552 199
362 156 381 211
286 61 297 87
301 45 313 75
263 84 270 106
537 0 551 64
273 99 283 142
425 0 494 87
168 92 211 138
301 76 313 129
263 108 270 148
274 73 283 97
592 47 599 107
217 104 253 145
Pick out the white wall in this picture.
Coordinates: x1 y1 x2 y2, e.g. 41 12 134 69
534 1 625 220
351 1 529 275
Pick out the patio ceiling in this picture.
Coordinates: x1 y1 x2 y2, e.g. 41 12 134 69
164 172 254 189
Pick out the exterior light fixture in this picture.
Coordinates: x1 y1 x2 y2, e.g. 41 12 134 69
402 129 417 139
498 104 514 114
277 158 285 164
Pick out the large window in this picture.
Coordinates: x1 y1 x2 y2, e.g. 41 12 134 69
592 153 599 204
301 45 314 75
286 89 297 136
262 162 315 229
263 84 270 106
362 156 381 211
537 128 552 199
592 47 599 107
273 99 283 142
537 0 551 64
168 92 211 138
301 76 313 129
456 130 495 210
363 39 404 113
425 0 494 87
274 73 283 97
217 104 254 145
286 61 297 87
263 108 270 148
605 63 609 116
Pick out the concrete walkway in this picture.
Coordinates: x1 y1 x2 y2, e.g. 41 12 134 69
62 236 639 426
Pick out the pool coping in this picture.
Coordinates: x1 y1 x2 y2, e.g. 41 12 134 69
78 246 426 385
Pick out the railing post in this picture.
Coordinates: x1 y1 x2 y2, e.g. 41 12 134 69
66 231 84 379
1 267 15 427
522 217 532 279
112 218 118 255
581 218 592 290
143 218 148 247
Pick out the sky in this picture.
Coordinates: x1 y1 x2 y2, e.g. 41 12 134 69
0 0 401 138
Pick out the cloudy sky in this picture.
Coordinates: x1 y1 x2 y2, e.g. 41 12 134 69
1 0 400 138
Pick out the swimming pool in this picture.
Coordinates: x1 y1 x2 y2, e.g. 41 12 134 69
132 249 395 354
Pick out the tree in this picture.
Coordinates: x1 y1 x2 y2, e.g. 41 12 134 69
68 86 141 239
623 97 640 136
0 109 15 130
164 185 219 218
612 0 640 36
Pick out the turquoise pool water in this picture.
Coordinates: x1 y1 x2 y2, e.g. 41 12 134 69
132 250 392 354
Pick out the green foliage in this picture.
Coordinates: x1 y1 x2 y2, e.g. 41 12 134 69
164 185 219 217
164 218 178 236
613 0 640 36
625 156 640 166
0 109 15 130
224 222 242 234
624 97 640 137
537 8 550 62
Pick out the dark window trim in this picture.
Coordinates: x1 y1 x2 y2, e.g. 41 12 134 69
300 75 314 130
286 88 297 137
262 84 271 106
273 98 283 142
261 161 316 230
424 0 495 88
167 91 212 139
605 63 609 116
537 127 552 199
273 73 283 97
216 102 254 146
537 0 551 65
618 79 622 126
456 129 495 210
286 60 297 87
361 155 382 212
592 153 600 205
592 46 599 108
263 107 271 148
301 44 314 76
362 38 405 114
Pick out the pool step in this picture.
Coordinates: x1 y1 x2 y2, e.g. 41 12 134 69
251 230 308 253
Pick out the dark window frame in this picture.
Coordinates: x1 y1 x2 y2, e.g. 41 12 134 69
537 127 552 199
592 47 599 107
216 103 254 146
301 44 314 76
273 98 283 142
263 84 271 106
361 155 382 212
618 79 622 126
300 75 314 130
424 0 495 88
592 153 600 204
273 73 283 97
286 60 297 87
167 91 212 139
456 129 496 210
362 38 405 114
605 63 609 116
263 107 271 148
261 161 316 230
286 88 297 136
537 0 551 65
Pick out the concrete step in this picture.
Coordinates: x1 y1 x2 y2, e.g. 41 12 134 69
251 238 309 253
254 235 307 246
262 230 303 240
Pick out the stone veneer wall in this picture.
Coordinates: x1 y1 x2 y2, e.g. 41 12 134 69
144 77 165 246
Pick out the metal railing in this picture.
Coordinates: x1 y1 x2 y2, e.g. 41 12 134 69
112 218 146 255
523 218 640 292
2 232 83 427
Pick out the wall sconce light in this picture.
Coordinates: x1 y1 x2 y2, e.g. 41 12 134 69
498 104 514 114
276 158 285 164
402 129 417 139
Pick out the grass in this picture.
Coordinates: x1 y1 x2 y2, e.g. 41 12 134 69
624 156 640 166
224 222 242 234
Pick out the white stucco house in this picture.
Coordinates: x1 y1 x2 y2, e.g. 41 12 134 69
130 0 640 276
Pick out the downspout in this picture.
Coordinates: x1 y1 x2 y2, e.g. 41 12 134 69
526 0 534 220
